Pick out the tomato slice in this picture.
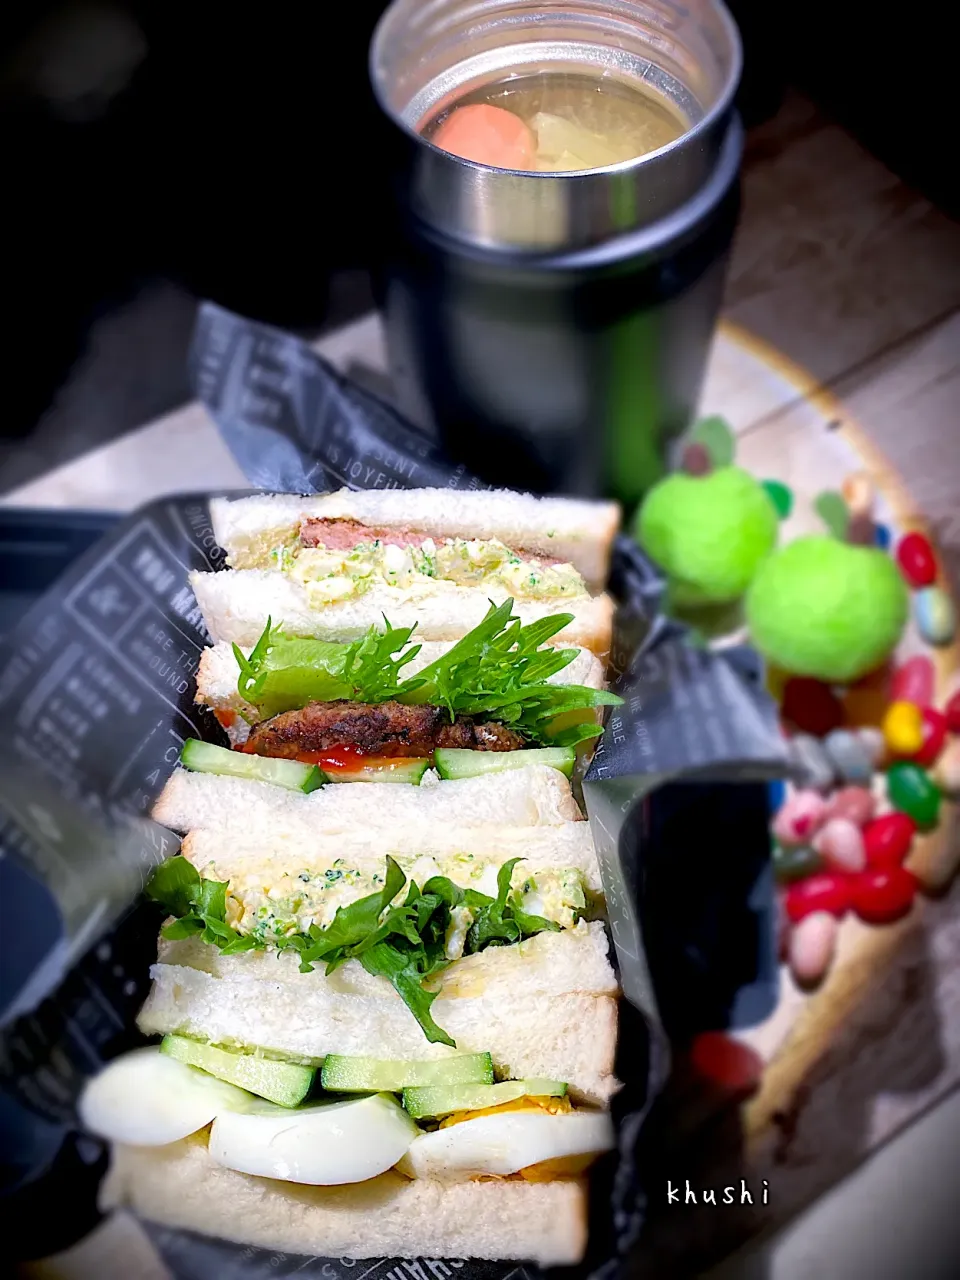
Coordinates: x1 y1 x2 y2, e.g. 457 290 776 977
294 745 375 771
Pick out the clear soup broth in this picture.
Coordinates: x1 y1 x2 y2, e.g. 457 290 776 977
421 69 689 172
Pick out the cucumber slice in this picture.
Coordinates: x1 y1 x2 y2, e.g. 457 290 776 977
180 739 325 793
161 1035 315 1108
433 748 575 781
329 759 429 785
402 1078 567 1120
320 1052 494 1093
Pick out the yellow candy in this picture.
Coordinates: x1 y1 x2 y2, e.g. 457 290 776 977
882 700 924 755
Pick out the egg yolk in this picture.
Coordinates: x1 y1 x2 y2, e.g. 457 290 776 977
430 104 536 170
439 1095 574 1128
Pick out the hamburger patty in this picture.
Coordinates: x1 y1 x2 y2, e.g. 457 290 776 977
245 701 526 758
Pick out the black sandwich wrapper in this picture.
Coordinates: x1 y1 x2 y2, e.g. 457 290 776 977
0 304 789 1276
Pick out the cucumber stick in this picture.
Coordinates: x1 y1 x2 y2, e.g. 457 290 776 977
320 1053 493 1093
402 1078 567 1120
329 759 429 785
433 748 575 780
161 1035 315 1107
180 739 325 793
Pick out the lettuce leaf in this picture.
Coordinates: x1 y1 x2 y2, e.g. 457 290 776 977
144 851 560 1045
235 600 620 744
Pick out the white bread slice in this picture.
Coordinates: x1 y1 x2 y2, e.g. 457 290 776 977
138 924 619 1105
181 820 603 896
196 637 606 735
210 489 620 593
103 1133 589 1265
189 568 615 658
153 766 583 838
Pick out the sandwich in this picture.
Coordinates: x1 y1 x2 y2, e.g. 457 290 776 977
81 489 624 1267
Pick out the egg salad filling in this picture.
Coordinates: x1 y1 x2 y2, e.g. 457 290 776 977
211 856 591 949
236 532 588 604
80 1043 615 1189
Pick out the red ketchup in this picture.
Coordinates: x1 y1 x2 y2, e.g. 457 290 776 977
293 744 374 771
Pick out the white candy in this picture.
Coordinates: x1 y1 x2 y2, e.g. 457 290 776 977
789 911 838 986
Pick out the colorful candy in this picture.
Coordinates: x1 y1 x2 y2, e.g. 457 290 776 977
945 691 960 735
842 471 874 518
772 790 829 845
813 818 866 874
784 872 851 923
914 587 956 646
789 911 839 985
762 479 793 520
886 762 941 829
850 867 917 925
788 735 836 792
842 664 892 728
825 785 875 827
862 813 916 869
856 727 886 767
890 655 935 708
781 677 843 737
873 523 891 551
822 729 873 783
689 1033 764 1095
913 707 948 768
773 843 823 884
895 532 937 588
881 701 924 756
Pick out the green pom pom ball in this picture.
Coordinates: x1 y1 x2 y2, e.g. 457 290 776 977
745 535 909 683
635 466 780 606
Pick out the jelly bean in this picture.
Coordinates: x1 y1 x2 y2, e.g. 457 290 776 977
847 513 877 547
842 471 874 518
912 707 948 768
886 761 941 829
773 843 823 884
862 812 916 869
771 790 829 846
823 728 874 783
945 691 960 735
896 531 937 588
813 818 866 874
762 479 793 520
914 587 956 647
788 735 836 792
782 677 843 737
689 1033 764 1095
874 523 891 551
890 655 935 708
881 701 924 756
825 785 875 827
842 664 892 728
785 872 851 922
850 867 917 925
682 441 712 476
932 740 960 799
856 727 886 767
789 911 838 986
768 779 786 813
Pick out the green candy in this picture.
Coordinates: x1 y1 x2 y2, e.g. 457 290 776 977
887 762 941 830
745 535 909 683
773 843 823 884
762 479 794 520
635 466 780 607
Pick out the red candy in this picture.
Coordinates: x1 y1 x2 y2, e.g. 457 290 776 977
945 691 960 735
896 532 937 588
890 655 935 708
689 1033 764 1096
912 707 948 767
850 867 917 924
785 873 851 923
863 812 917 868
781 677 844 736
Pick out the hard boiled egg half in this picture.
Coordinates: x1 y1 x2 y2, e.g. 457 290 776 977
209 1093 418 1184
397 1106 615 1180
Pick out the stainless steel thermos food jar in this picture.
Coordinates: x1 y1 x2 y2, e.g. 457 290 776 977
370 0 742 507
